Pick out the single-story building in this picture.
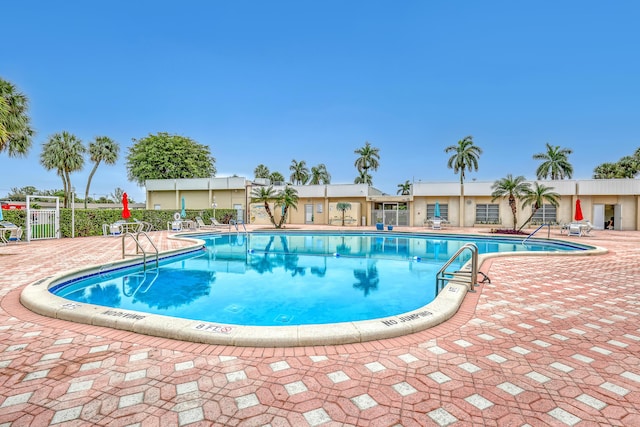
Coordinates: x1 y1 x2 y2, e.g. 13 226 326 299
145 178 640 231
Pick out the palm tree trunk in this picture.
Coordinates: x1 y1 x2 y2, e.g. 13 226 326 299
518 210 538 232
459 183 465 227
263 202 277 227
277 206 288 228
84 162 100 209
519 204 541 232
60 173 69 208
509 195 517 230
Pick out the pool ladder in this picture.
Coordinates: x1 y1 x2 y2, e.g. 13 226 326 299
229 219 247 234
121 231 159 271
435 243 480 295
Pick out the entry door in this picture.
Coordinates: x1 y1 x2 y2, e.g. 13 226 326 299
305 204 313 223
614 204 622 230
593 204 604 230
233 204 243 223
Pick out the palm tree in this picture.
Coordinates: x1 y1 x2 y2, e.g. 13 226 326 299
251 186 279 227
445 135 482 226
85 136 119 208
336 202 352 226
40 131 85 208
533 143 573 179
445 135 482 187
354 141 380 184
614 155 640 178
0 78 34 157
518 183 560 231
491 174 531 231
289 159 309 185
269 171 285 184
309 164 331 184
397 180 411 195
354 169 372 185
276 185 299 228
593 162 619 179
254 164 270 179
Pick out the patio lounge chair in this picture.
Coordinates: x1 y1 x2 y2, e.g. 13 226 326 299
210 218 226 228
432 218 442 230
195 216 221 231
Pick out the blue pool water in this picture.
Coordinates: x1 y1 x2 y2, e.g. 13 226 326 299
51 232 588 326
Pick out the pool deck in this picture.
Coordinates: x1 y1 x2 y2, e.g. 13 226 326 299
1 225 640 426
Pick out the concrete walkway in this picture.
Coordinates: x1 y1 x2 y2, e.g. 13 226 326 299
1 226 639 426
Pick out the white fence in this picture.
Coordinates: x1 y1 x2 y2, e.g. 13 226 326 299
26 196 60 241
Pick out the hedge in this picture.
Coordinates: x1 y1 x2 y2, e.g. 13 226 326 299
1 208 237 238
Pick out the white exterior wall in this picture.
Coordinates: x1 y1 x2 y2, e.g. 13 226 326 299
413 182 460 196
578 179 640 195
326 184 372 197
294 185 326 198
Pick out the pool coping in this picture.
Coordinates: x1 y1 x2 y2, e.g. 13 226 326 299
19 231 607 347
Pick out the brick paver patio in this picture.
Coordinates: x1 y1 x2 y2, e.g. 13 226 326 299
1 226 639 426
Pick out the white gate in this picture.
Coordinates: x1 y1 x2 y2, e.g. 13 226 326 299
26 196 60 241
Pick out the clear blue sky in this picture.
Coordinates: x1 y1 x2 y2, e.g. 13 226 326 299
3 1 639 202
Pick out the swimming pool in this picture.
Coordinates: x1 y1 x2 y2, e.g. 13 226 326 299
22 231 598 346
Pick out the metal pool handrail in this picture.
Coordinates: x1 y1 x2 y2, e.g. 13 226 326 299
229 219 247 233
523 223 551 245
435 243 478 295
121 231 159 271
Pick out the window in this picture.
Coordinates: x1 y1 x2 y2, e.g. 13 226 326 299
426 204 448 220
531 204 557 224
475 204 500 224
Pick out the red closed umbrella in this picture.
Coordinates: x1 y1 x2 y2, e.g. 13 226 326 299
574 199 584 222
122 192 131 219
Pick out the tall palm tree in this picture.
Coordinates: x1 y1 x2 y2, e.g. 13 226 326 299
518 183 560 231
251 186 278 227
40 131 85 208
289 159 309 185
309 164 331 184
445 135 482 226
397 180 411 195
254 164 270 179
445 135 482 187
533 143 573 179
0 78 34 157
354 141 380 183
276 185 299 228
354 169 372 185
491 174 531 231
85 136 119 208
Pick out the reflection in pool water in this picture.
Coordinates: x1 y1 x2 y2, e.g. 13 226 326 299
51 232 587 326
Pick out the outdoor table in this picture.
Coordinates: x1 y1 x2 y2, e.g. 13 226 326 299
119 222 142 233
